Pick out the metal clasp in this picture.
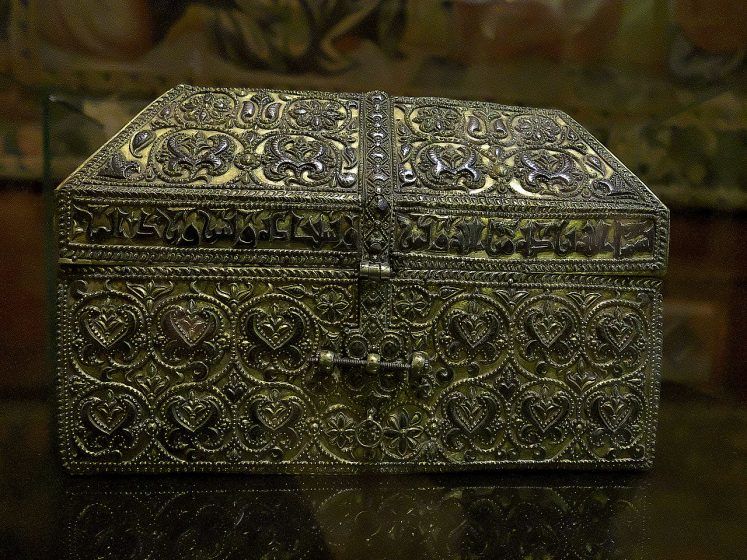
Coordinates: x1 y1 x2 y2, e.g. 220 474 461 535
315 350 429 376
359 260 391 281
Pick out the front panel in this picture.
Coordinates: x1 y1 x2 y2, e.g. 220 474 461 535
57 267 660 472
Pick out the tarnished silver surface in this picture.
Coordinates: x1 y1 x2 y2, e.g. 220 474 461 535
55 86 668 473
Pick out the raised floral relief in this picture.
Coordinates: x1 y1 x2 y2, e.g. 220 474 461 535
154 131 235 181
179 92 237 128
239 296 316 378
511 114 562 144
435 296 508 373
288 98 346 131
261 134 356 188
382 406 426 459
412 106 462 135
415 143 485 191
514 150 586 196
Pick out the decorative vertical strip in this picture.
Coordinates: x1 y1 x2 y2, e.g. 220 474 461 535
358 91 395 351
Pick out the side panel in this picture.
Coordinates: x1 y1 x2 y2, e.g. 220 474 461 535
58 267 660 473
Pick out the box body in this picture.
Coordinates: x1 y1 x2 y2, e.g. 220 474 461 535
56 87 668 472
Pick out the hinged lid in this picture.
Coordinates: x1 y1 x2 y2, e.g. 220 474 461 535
56 85 668 276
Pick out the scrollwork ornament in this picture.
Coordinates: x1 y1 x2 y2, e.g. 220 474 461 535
73 294 147 377
513 382 575 456
153 296 231 379
74 386 146 460
516 296 581 374
586 302 647 374
154 131 236 182
238 295 317 380
514 150 586 196
440 385 505 456
583 383 644 457
159 388 230 459
435 295 509 375
415 143 486 192
237 386 308 461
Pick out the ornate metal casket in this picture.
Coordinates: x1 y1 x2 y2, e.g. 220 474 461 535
55 86 668 473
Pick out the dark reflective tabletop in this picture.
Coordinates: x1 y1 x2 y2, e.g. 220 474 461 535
1 386 745 559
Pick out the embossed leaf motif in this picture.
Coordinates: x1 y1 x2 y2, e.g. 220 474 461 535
417 144 484 191
524 386 570 434
171 391 216 433
527 301 572 350
595 387 637 433
450 307 498 351
289 99 344 130
254 390 302 431
82 302 136 350
165 300 216 348
516 151 585 195
85 391 135 436
446 389 498 435
598 309 639 354
251 304 300 351
263 135 341 185
130 129 155 156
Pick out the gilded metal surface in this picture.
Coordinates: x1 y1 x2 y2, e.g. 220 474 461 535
55 85 668 473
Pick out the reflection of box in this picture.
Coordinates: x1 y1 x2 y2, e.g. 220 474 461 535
64 476 649 560
55 86 668 473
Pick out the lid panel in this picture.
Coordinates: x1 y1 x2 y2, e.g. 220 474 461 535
57 87 668 274
63 86 363 194
391 96 668 274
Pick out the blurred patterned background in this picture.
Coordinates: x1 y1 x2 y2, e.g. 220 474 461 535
0 0 745 400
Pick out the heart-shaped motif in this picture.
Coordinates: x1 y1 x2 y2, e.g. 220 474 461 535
85 393 134 435
598 314 638 354
449 310 498 351
445 390 498 434
250 307 302 351
595 390 637 433
527 307 572 350
254 393 302 431
524 388 569 434
171 392 216 433
82 305 136 350
165 305 216 348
